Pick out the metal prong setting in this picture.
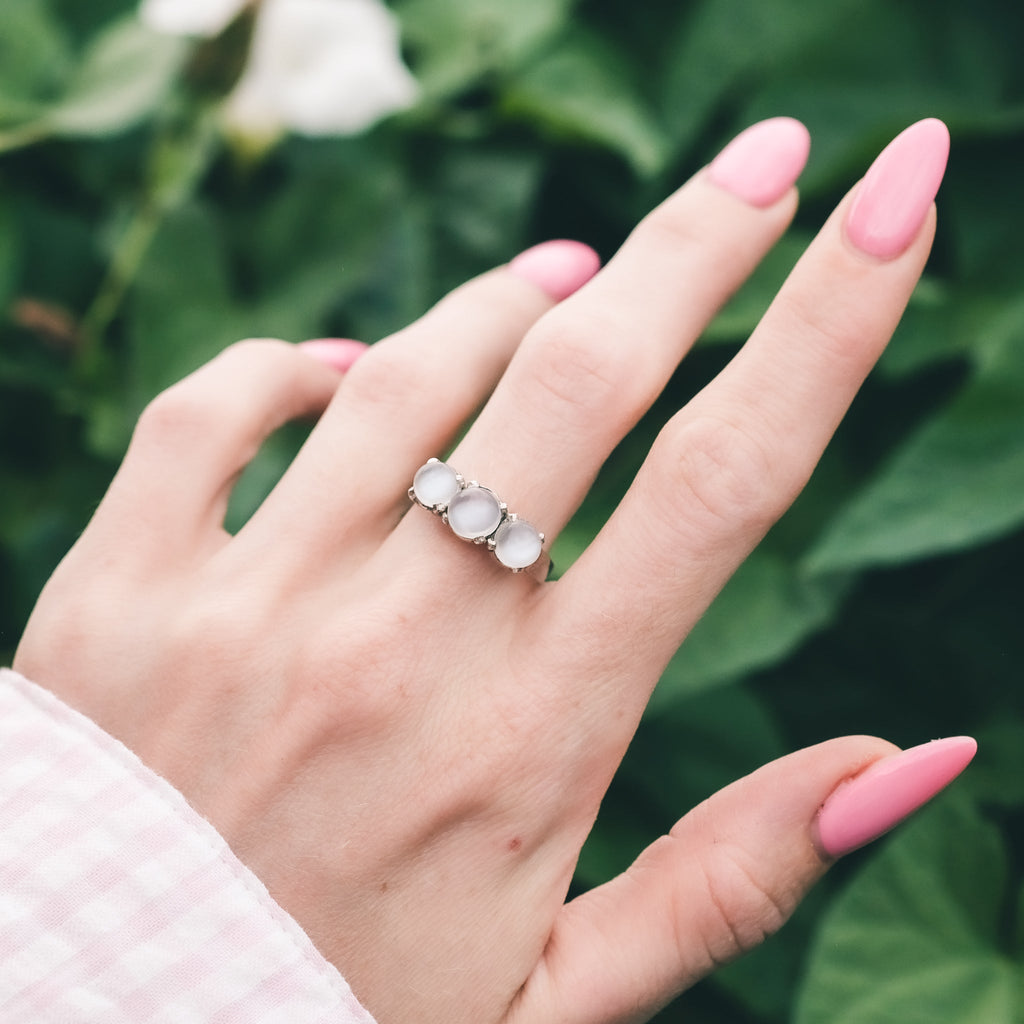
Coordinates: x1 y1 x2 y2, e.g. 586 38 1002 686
410 459 545 572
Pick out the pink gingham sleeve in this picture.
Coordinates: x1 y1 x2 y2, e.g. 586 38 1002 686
0 668 377 1024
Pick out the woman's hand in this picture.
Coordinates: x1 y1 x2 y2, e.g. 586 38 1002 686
15 117 964 1023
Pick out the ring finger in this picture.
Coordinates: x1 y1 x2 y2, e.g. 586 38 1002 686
245 244 601 557
417 118 811 565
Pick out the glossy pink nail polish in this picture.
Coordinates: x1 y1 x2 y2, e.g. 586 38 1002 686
508 240 601 301
816 736 977 858
297 338 369 372
706 117 811 208
845 118 950 260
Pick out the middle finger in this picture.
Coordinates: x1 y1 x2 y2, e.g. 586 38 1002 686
433 118 811 553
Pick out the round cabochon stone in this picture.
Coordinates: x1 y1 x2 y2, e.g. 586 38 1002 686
447 485 503 540
413 460 461 508
494 518 543 570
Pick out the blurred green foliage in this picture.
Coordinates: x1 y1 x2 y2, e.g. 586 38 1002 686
3 0 1024 1020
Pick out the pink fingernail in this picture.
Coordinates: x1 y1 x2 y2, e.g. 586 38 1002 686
845 118 950 260
297 338 369 372
816 736 977 858
706 117 811 208
508 240 601 301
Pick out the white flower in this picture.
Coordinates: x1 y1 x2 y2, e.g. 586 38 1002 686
140 0 419 138
225 0 418 138
140 0 249 38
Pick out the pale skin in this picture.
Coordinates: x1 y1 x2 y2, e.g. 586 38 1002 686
15 136 936 1022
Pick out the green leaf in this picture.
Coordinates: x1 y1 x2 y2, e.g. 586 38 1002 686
795 796 1018 1024
0 0 72 122
332 197 434 343
960 717 1024 808
396 0 574 99
9 199 98 311
45 16 188 137
660 0 870 155
875 278 965 379
126 200 243 413
503 30 667 176
703 233 810 344
943 135 1024 284
234 143 425 341
430 148 543 291
0 200 17 313
805 325 1024 573
683 1 1024 194
649 548 850 709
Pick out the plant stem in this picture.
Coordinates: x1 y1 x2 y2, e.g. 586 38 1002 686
77 202 164 380
76 109 220 381
0 123 50 155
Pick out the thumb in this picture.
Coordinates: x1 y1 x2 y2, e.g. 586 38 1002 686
510 734 977 1024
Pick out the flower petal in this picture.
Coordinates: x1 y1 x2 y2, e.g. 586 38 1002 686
224 0 419 138
140 0 250 38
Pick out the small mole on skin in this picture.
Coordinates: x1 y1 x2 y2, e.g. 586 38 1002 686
508 837 523 853
380 881 388 893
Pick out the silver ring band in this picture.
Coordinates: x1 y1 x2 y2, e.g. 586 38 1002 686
409 458 545 572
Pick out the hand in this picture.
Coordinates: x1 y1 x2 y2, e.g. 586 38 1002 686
15 117 961 1023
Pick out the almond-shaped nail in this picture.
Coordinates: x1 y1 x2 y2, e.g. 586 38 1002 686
706 117 811 207
816 736 977 858
508 239 601 301
298 338 369 372
845 118 950 260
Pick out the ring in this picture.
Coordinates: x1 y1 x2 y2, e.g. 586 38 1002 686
409 458 545 572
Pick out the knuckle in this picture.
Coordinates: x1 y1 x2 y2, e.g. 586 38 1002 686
658 414 790 537
293 607 419 734
215 336 294 373
633 192 737 278
170 590 264 675
133 338 311 448
435 268 535 321
133 384 217 449
786 286 861 357
135 338 294 443
781 268 885 372
521 312 639 426
636 198 708 255
688 839 792 965
338 342 424 416
16 578 107 684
